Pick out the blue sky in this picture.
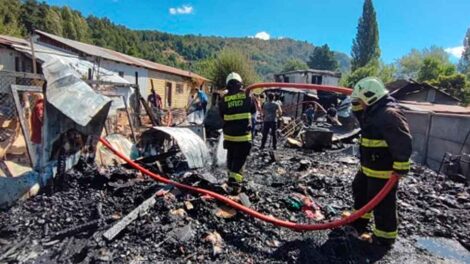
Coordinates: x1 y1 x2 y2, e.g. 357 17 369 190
44 0 470 63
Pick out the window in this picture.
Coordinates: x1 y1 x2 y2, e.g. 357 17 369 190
14 57 20 72
312 75 323 85
176 83 184 94
118 71 124 77
283 76 290 83
165 82 173 107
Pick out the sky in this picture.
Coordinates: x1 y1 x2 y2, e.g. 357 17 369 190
44 0 470 63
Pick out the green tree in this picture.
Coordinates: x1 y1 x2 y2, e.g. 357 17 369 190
282 58 309 72
0 0 23 36
340 64 377 88
351 0 380 71
418 57 456 82
397 46 452 79
209 49 259 89
44 7 63 36
340 62 395 88
307 44 338 71
61 7 77 39
193 58 215 79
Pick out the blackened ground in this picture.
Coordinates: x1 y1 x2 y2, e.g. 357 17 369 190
0 144 469 263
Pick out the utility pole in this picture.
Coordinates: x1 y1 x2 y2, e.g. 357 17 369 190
29 32 37 74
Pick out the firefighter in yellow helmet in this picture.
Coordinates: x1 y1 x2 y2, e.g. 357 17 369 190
219 73 256 193
349 77 412 247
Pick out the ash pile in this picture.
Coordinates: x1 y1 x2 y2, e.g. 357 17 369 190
1 142 469 263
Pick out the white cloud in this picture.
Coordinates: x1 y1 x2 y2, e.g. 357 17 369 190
254 31 270 40
169 5 193 15
445 46 464 58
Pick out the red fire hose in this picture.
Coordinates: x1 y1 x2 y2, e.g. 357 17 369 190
100 82 400 230
99 137 398 231
99 82 399 231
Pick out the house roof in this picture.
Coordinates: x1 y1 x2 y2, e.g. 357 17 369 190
275 69 341 78
386 79 461 103
400 101 470 115
34 30 209 81
0 34 131 84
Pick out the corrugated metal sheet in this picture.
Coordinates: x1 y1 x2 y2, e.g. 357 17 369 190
43 58 112 126
151 127 211 169
35 30 209 81
400 101 470 115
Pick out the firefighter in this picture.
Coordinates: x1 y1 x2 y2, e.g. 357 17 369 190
349 77 412 247
219 72 256 192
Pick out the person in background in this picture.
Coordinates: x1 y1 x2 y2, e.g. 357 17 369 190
147 88 162 110
260 93 282 150
326 106 341 126
31 93 44 171
219 72 256 193
251 94 261 138
303 103 316 126
197 86 209 115
147 88 162 125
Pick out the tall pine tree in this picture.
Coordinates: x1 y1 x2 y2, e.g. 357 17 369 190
351 0 380 71
460 28 470 73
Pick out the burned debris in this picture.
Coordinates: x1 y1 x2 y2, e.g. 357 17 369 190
1 144 469 263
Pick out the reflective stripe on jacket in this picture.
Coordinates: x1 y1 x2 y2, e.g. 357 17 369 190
219 91 256 142
359 96 412 178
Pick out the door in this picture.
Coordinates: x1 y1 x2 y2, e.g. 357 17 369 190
165 82 173 108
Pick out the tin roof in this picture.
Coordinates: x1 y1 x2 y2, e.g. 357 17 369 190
400 101 470 115
0 34 130 84
35 30 209 81
275 69 341 78
387 79 461 103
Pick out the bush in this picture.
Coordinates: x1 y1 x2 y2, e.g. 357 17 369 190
209 49 260 89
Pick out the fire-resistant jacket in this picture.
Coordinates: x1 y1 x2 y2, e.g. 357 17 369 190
358 95 412 178
219 90 256 142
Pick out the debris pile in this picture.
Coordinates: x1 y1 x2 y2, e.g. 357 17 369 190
0 146 469 263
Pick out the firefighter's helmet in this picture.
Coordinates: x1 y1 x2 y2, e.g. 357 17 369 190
352 77 388 106
226 72 243 85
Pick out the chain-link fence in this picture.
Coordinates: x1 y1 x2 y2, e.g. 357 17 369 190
0 71 45 176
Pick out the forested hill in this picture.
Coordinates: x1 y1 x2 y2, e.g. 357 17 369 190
0 0 350 79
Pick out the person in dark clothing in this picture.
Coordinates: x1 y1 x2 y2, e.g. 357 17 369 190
260 93 282 150
147 88 162 109
303 103 316 126
349 77 412 248
147 88 162 125
218 72 256 192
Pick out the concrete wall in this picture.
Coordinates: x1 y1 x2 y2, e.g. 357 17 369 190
404 110 470 171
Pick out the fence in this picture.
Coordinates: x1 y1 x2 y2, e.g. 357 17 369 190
404 110 470 178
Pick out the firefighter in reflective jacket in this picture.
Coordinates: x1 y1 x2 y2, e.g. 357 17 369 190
349 77 412 247
219 72 256 191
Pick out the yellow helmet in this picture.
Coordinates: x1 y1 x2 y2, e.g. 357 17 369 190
352 77 388 106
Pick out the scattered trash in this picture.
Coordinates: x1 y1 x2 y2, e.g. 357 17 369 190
204 231 224 256
338 156 359 165
215 206 237 219
170 208 187 219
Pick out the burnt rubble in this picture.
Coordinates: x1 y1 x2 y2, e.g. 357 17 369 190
1 146 469 263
